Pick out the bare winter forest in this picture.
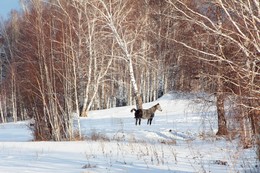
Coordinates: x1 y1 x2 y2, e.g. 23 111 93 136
0 0 259 156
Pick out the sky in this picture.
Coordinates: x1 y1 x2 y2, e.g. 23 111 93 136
0 0 21 20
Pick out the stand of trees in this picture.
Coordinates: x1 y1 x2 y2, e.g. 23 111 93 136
165 0 259 155
0 0 259 157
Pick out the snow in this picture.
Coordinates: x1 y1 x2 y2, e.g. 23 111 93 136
0 92 258 173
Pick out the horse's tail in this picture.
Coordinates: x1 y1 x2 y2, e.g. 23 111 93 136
130 108 136 113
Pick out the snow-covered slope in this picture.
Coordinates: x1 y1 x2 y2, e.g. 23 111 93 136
0 92 258 173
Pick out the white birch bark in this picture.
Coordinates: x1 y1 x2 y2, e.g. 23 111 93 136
93 0 143 109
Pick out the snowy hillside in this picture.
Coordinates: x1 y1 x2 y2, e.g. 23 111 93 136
0 92 258 173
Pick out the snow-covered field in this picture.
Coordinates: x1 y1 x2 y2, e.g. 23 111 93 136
0 92 258 173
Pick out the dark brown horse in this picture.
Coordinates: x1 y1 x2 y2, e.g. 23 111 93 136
131 103 162 125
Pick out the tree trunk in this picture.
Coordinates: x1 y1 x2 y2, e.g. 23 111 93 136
215 58 228 136
0 99 5 123
11 67 17 122
215 9 228 136
94 0 143 110
128 57 143 109
254 112 260 160
215 90 228 136
215 38 228 136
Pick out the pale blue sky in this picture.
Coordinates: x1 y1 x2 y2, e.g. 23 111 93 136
0 0 21 19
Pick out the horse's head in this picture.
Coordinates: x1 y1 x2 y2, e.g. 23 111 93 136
156 103 162 111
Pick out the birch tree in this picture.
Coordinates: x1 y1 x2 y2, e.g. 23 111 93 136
14 0 76 140
165 0 259 149
91 0 145 109
0 11 20 122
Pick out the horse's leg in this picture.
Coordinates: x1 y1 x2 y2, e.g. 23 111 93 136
147 118 152 125
139 118 141 125
135 118 138 125
149 118 153 125
149 113 154 125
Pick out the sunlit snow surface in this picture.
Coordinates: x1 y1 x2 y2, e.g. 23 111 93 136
0 92 258 173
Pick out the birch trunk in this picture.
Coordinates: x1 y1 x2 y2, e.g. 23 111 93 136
215 9 228 136
128 57 142 109
215 69 228 136
11 68 17 122
94 0 143 110
0 99 5 123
